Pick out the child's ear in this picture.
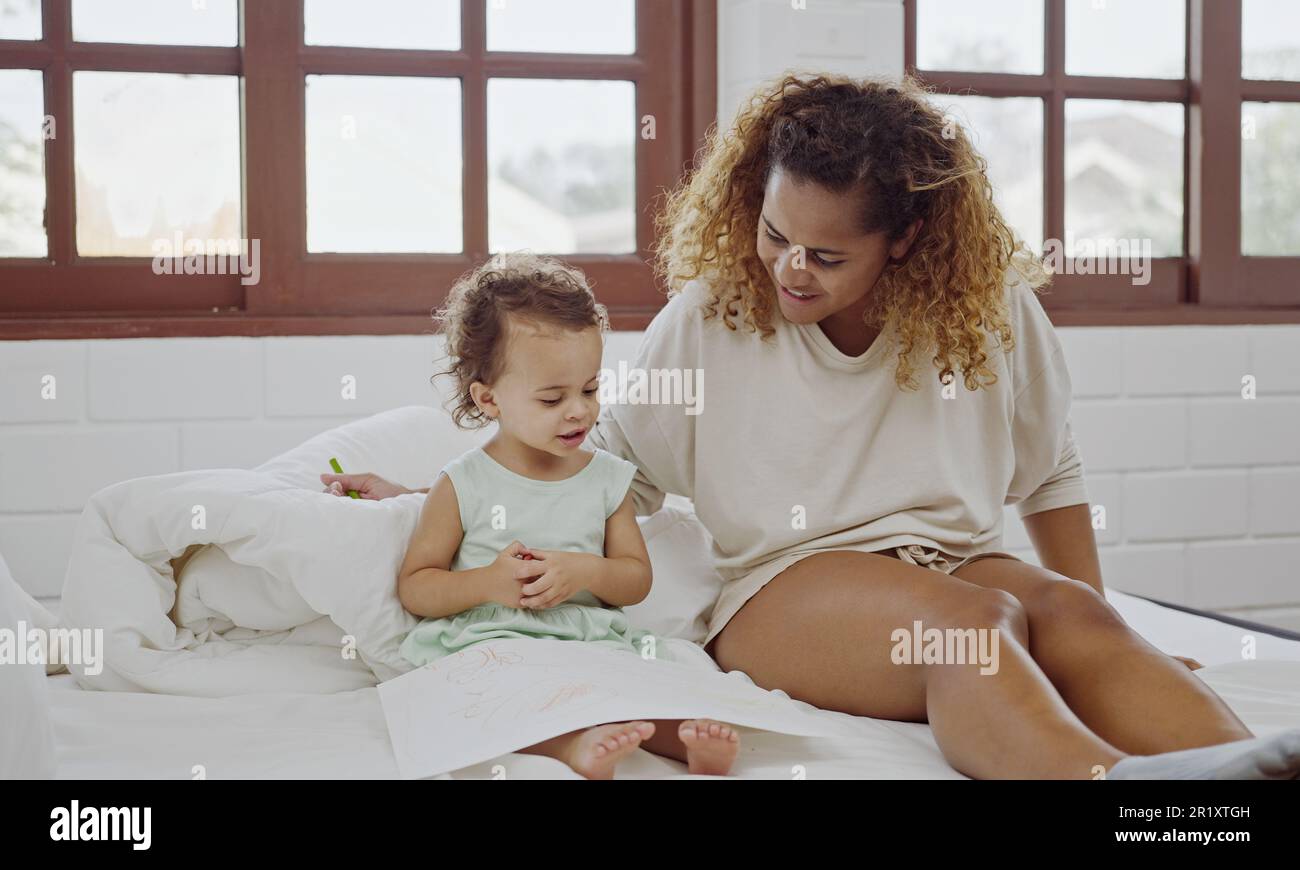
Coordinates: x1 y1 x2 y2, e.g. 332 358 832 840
469 381 499 419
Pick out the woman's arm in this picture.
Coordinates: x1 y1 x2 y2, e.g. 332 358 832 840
585 412 669 517
1022 503 1104 595
320 472 417 499
1002 282 1102 592
584 281 707 516
1025 502 1204 670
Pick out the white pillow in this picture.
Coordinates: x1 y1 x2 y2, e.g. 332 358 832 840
255 403 485 492
0 550 57 778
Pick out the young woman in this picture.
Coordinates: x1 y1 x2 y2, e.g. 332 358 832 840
328 74 1300 780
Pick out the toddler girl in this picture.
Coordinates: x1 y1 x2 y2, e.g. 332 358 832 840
394 252 740 779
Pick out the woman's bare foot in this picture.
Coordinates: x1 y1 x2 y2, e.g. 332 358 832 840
679 719 741 775
564 721 655 780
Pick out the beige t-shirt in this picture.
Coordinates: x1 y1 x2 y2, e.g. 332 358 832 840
587 272 1089 643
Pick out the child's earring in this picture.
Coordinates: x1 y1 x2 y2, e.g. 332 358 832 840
469 383 495 419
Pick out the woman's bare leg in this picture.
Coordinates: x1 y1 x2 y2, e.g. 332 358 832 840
707 551 1126 779
951 558 1253 755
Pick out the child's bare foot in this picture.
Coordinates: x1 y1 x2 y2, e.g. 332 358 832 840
679 719 740 775
564 721 655 780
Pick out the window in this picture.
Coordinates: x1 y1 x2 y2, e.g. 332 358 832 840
906 0 1300 324
0 0 717 337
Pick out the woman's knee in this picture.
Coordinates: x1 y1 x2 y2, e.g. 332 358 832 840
1024 577 1127 634
937 586 1030 647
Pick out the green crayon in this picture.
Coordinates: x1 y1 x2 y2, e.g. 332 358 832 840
328 457 360 499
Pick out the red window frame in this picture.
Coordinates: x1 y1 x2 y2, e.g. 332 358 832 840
905 0 1300 325
0 0 717 338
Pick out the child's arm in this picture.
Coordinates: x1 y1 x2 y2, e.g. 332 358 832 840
396 473 537 618
592 491 653 606
519 492 652 609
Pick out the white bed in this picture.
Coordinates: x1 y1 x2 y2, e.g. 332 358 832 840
38 591 1300 780
7 405 1300 780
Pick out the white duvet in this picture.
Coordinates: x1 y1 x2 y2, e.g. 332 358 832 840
60 467 427 694
57 405 723 696
59 406 462 694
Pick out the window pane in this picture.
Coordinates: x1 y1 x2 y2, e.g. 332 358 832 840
72 0 237 46
74 72 241 257
0 69 46 257
1066 0 1184 79
487 0 634 55
305 0 459 51
1065 100 1184 258
306 75 462 254
916 0 1043 75
1243 102 1300 255
0 0 41 40
936 95 1043 252
488 78 635 254
1243 0 1300 81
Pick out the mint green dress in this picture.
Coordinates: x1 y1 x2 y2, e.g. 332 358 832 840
398 446 656 666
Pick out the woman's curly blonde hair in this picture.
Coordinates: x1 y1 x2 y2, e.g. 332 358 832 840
654 72 1049 391
433 252 609 429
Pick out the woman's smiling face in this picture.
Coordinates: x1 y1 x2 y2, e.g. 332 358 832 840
756 165 919 333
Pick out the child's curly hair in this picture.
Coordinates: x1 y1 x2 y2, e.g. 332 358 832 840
433 252 609 428
654 72 1049 391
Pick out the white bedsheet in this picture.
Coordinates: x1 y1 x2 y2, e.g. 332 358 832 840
45 589 1300 779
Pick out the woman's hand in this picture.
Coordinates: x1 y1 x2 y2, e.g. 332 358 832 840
319 472 409 500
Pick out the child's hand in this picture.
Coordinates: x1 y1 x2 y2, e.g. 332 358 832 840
488 541 547 607
517 550 596 610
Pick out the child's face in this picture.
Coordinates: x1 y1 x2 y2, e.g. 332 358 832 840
474 317 603 457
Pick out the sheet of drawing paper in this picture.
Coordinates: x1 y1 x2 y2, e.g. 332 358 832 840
378 637 863 778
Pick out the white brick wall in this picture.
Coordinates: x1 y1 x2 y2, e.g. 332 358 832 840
1001 326 1300 631
0 336 386 606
